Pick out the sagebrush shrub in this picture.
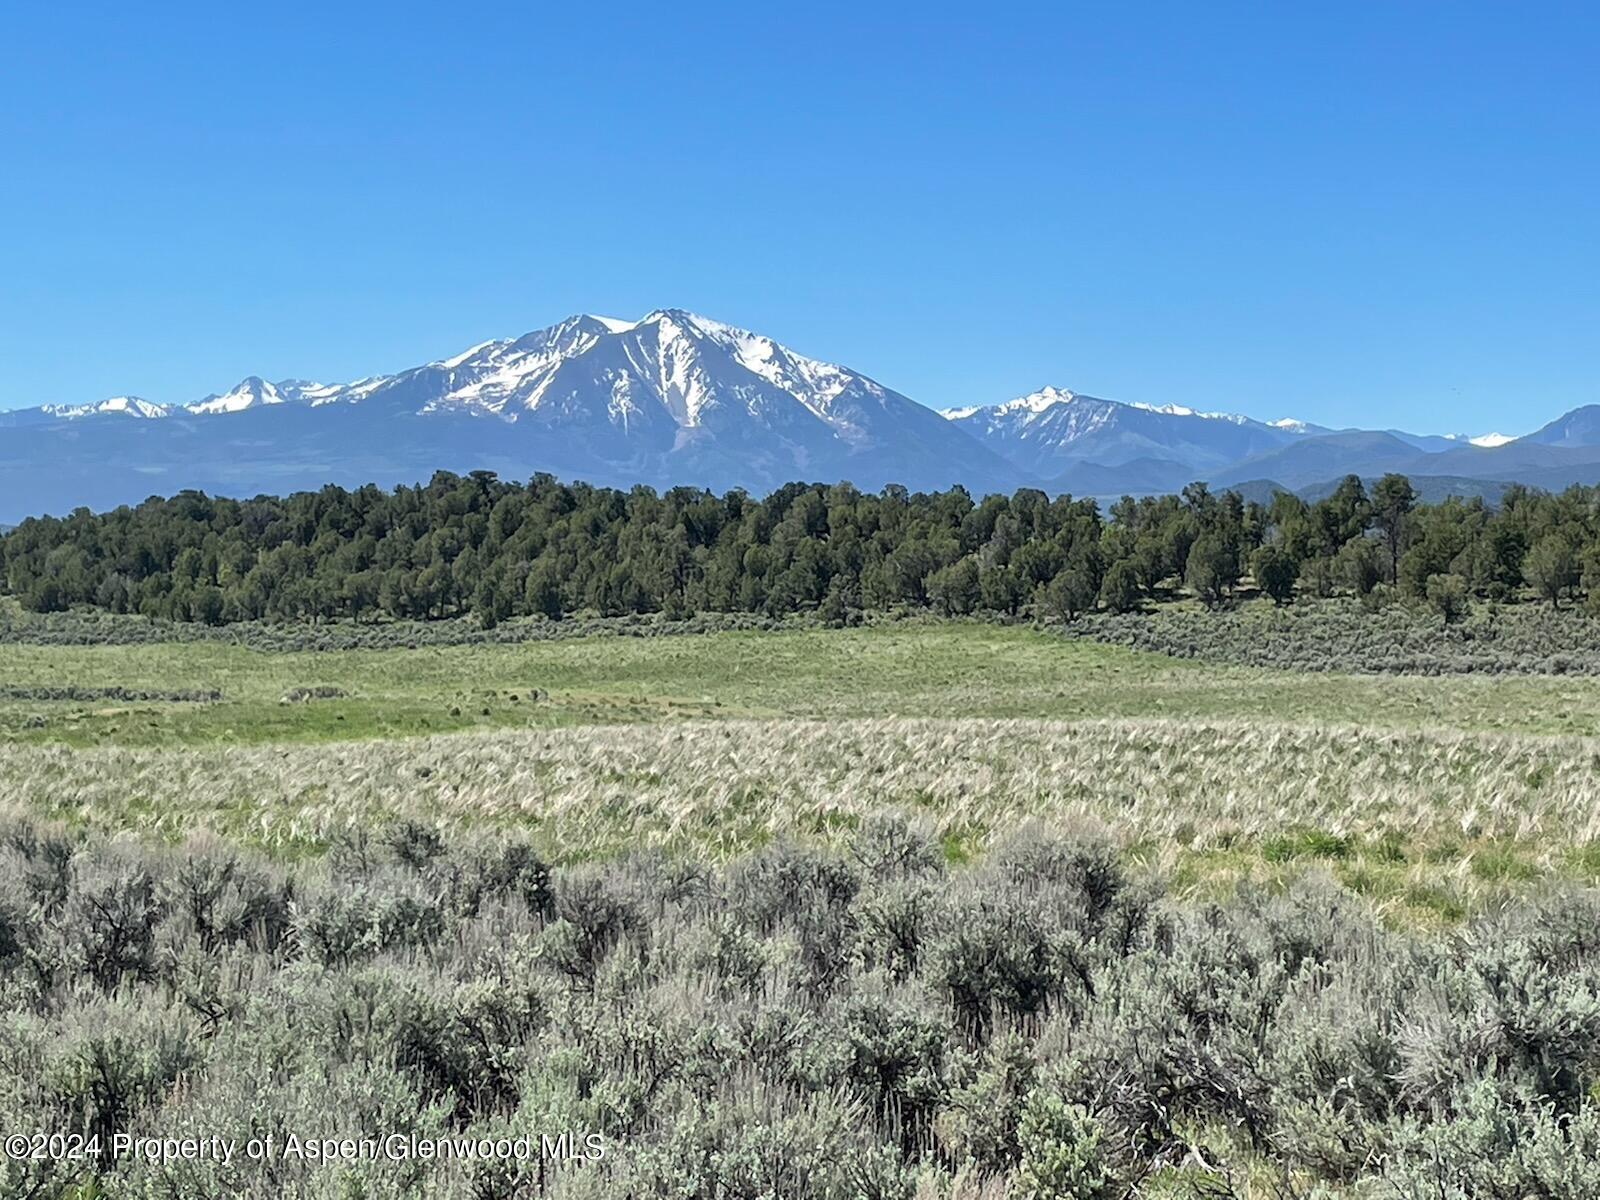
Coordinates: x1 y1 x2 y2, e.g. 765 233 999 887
1014 1091 1115 1200
0 817 1594 1196
1063 600 1600 676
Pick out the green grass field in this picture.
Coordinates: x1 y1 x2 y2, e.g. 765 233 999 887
7 622 1600 747
5 622 1600 923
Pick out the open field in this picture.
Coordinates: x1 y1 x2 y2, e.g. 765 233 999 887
9 622 1600 748
7 618 1600 1194
5 621 1600 919
9 715 1600 925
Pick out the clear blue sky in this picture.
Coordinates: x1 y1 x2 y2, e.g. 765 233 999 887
3 2 1595 434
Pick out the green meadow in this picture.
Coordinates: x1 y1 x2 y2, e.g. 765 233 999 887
5 622 1600 922
6 622 1600 748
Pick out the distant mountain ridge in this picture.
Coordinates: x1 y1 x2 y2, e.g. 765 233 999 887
0 309 1596 521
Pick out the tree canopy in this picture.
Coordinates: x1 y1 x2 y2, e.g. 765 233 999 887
4 471 1600 625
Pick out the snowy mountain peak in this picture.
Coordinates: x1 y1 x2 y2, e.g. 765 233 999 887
949 388 1265 429
42 396 171 420
1440 431 1518 448
108 311 907 460
433 340 509 371
275 379 351 406
1129 401 1252 425
941 385 1308 481
5 309 1600 522
188 376 288 415
18 312 890 435
638 307 732 331
941 387 1079 422
1001 386 1079 415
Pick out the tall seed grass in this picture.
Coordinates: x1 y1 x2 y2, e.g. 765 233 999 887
7 716 1598 870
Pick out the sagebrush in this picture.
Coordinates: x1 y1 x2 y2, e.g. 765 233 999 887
2 817 1598 1198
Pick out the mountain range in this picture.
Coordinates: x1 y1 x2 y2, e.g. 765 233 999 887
0 308 1595 522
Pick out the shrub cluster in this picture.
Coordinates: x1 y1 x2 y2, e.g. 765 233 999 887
1066 599 1600 675
1 816 1597 1196
0 685 223 703
0 604 804 651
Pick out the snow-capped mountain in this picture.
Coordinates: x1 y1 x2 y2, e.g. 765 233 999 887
1435 431 1517 449
1268 417 1335 436
310 310 1019 488
0 308 1595 521
188 376 291 414
41 396 171 420
940 386 1306 481
0 310 1022 519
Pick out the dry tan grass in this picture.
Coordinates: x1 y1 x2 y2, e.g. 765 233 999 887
8 716 1600 862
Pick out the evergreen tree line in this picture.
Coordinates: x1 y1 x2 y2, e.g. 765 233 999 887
3 470 1599 626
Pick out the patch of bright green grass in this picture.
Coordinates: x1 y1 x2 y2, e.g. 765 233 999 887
1566 842 1600 879
1469 845 1541 882
1167 830 1574 927
1261 827 1355 863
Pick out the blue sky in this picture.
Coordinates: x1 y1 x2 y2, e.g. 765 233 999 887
2 2 1595 434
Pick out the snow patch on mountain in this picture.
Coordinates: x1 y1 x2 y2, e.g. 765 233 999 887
948 389 1265 430
43 396 171 419
1440 431 1518 448
275 380 353 406
434 340 508 371
1130 401 1251 425
1000 386 1078 416
939 387 1077 424
942 385 1327 480
646 309 871 424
